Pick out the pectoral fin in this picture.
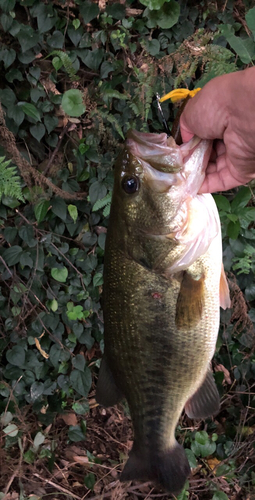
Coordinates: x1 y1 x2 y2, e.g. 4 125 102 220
96 356 124 407
175 271 204 329
185 369 220 419
220 264 231 310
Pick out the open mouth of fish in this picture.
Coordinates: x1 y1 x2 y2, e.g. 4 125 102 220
126 129 211 177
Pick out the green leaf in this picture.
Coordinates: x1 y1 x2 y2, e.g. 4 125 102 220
84 472 96 490
7 104 25 126
47 30 64 49
49 299 58 312
70 368 92 397
0 0 16 12
4 227 17 244
30 381 44 402
32 3 57 33
33 431 45 449
157 1 180 29
51 197 67 221
0 13 13 31
6 345 25 366
89 181 107 206
24 450 35 464
3 245 23 266
212 492 229 500
0 411 13 426
80 1 99 24
226 213 238 223
11 306 21 316
67 304 84 320
62 89 85 117
68 204 78 223
246 7 255 37
20 252 33 268
6 68 23 83
106 3 126 19
73 19 80 30
30 88 46 103
145 39 160 56
213 194 231 213
44 115 58 134
79 48 104 71
191 431 216 458
17 26 40 53
34 200 50 223
19 225 36 247
231 187 251 212
220 25 255 63
145 1 180 29
30 123 45 142
0 88 16 107
0 47 16 68
19 102 41 122
140 0 170 10
185 449 197 468
227 220 240 239
72 354 85 371
51 267 68 283
82 232 97 247
93 272 103 287
3 423 19 437
52 56 62 71
68 425 86 442
100 61 114 78
72 402 90 415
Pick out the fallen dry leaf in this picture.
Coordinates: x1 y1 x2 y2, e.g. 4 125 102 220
61 413 77 426
207 457 221 472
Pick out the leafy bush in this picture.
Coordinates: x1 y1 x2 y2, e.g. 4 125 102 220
0 1 255 499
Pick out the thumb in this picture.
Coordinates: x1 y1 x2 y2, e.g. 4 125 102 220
179 113 194 143
179 92 203 142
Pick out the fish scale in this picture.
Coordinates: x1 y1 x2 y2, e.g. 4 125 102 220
96 130 230 494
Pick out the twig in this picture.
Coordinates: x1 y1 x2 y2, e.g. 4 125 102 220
0 104 86 200
3 436 24 496
33 473 82 500
0 255 13 276
43 122 69 176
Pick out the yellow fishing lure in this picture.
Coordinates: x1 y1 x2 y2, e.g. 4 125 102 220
160 87 201 103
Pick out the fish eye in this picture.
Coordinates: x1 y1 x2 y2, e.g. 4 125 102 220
122 175 139 194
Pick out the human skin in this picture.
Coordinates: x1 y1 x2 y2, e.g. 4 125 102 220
180 67 255 193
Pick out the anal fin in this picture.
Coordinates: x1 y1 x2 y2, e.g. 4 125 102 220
96 356 123 407
175 271 204 329
185 369 220 419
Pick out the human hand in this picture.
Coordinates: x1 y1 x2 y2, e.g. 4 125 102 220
180 68 255 193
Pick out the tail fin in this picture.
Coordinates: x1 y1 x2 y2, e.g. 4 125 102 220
120 442 190 494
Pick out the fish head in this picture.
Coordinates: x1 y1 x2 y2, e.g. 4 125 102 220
113 129 212 239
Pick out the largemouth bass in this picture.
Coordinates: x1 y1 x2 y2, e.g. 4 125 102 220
96 130 230 494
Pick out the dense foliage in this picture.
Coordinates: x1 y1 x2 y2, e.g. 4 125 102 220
0 1 254 499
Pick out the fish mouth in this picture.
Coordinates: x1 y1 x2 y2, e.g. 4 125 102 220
126 129 212 195
126 129 209 174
